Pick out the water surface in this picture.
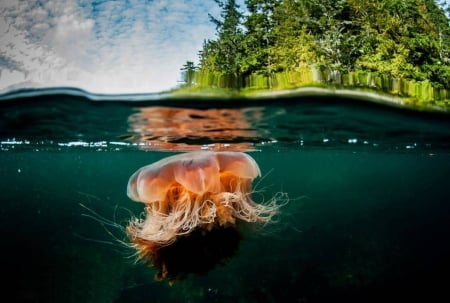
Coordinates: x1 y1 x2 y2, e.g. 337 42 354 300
1 90 449 302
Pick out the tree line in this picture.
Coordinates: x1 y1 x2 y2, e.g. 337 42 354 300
180 0 450 91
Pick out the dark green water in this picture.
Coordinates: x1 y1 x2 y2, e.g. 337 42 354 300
1 90 450 302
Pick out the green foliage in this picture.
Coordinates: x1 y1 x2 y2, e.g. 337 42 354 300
242 0 278 77
190 0 450 101
270 0 318 71
180 61 197 86
198 0 245 89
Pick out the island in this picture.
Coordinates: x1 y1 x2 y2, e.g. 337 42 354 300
175 0 450 112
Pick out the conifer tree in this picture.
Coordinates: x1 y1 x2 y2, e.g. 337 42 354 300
207 0 245 89
243 0 279 83
180 61 197 86
270 0 317 71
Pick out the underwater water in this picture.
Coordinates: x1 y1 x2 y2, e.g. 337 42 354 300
1 90 450 302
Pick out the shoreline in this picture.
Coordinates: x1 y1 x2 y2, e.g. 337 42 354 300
250 86 449 113
173 85 449 113
251 86 412 109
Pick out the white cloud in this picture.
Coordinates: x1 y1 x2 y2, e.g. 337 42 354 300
0 0 222 94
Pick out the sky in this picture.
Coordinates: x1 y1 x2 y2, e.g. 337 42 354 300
0 0 230 94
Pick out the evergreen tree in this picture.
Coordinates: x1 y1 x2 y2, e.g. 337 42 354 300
309 0 360 70
243 0 280 83
354 0 450 85
207 0 245 89
180 61 197 86
271 0 317 71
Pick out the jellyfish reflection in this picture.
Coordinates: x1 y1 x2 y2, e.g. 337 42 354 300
126 151 281 282
126 106 266 151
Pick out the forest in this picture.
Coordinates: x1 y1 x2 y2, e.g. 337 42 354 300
179 0 450 105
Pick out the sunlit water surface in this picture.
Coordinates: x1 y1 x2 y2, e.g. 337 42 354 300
1 90 450 302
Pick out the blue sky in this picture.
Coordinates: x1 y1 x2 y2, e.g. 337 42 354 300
0 0 242 94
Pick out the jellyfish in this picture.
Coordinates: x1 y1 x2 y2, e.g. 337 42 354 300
126 151 281 282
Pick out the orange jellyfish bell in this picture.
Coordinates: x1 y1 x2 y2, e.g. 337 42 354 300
126 151 280 281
